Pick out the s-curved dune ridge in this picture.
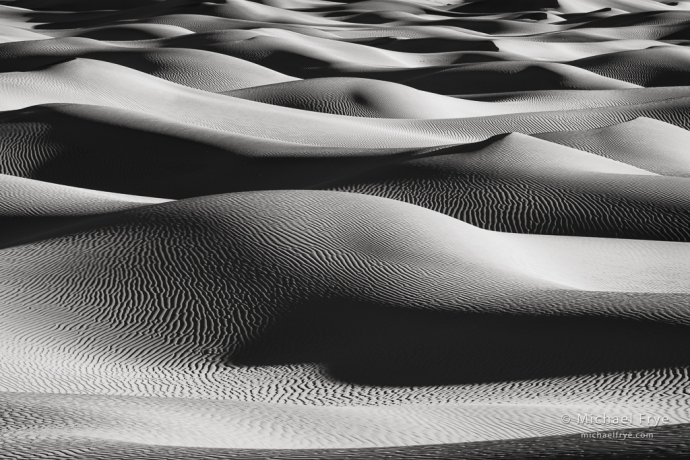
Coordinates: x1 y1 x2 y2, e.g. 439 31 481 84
1 0 690 459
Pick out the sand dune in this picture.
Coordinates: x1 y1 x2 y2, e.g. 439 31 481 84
393 61 641 93
0 37 299 90
224 77 498 117
3 58 690 148
0 103 418 197
571 46 690 86
2 0 690 458
0 23 47 42
5 423 690 459
459 86 690 111
0 173 168 247
1 191 690 451
8 108 690 242
68 23 195 40
326 134 690 241
535 117 690 176
0 173 167 215
3 103 690 204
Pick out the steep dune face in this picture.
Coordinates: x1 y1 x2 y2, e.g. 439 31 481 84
2 0 690 458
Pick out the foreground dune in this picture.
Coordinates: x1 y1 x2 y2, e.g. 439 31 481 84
1 0 690 458
1 191 690 453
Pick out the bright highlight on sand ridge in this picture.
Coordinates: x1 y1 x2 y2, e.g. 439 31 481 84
1 0 690 458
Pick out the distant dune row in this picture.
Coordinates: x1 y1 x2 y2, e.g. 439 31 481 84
1 0 690 459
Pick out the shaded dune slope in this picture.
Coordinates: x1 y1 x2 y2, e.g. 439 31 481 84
384 61 641 94
0 173 168 247
0 103 415 197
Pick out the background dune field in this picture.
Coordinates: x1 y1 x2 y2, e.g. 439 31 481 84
1 0 690 458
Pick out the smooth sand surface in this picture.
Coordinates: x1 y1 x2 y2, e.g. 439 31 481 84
1 0 690 459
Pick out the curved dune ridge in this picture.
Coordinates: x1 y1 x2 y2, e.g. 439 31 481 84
0 173 169 247
1 0 690 459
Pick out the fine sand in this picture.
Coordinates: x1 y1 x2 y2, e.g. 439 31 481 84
1 0 690 459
